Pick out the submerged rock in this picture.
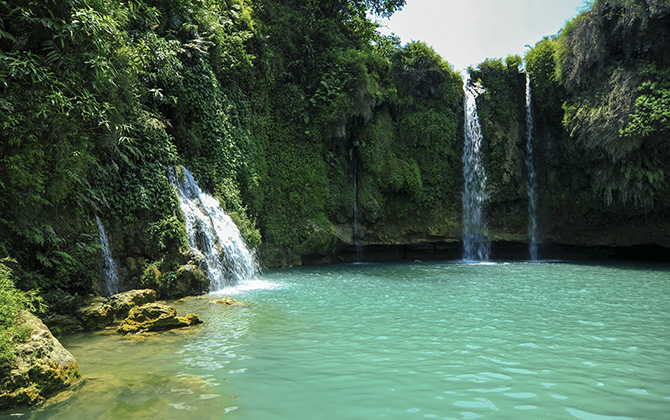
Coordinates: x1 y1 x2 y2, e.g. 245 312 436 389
0 312 80 408
116 303 202 334
211 297 240 306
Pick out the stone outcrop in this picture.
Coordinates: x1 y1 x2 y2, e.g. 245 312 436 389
43 289 159 335
105 289 157 319
0 312 80 408
42 314 84 337
77 299 118 331
116 303 202 334
173 264 209 298
43 289 203 337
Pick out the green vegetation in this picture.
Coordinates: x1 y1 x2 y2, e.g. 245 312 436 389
247 2 461 263
553 0 670 207
464 0 670 242
0 258 42 370
1 0 441 301
468 56 527 236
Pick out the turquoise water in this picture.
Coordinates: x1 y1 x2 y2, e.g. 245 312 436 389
4 261 670 419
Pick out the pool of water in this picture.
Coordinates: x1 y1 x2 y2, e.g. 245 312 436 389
4 261 669 419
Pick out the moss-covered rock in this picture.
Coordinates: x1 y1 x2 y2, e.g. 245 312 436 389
77 300 117 331
0 312 80 408
107 289 157 319
174 265 209 298
116 303 202 334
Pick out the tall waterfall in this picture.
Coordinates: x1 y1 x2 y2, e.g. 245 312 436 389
95 215 120 296
462 77 490 261
525 73 539 260
169 167 258 291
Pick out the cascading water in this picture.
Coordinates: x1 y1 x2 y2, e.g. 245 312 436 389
525 72 539 260
169 167 258 291
95 215 120 296
462 77 490 261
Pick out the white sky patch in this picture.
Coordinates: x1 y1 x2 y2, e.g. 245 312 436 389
376 0 589 74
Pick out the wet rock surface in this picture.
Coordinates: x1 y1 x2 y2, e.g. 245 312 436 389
0 312 80 408
105 289 157 319
116 303 202 334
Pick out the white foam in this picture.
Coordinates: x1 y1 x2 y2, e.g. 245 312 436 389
210 279 284 295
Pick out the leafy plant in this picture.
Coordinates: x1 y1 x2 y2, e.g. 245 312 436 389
0 258 43 370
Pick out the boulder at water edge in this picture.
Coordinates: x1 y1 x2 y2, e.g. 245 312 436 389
0 312 80 408
116 303 202 334
79 288 157 328
77 299 118 331
106 288 157 318
49 289 159 333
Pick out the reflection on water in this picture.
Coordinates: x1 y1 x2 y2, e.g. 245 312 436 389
2 262 669 420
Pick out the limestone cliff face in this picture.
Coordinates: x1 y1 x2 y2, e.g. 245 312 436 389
0 312 80 408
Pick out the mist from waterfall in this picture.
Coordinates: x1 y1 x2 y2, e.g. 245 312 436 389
169 167 258 291
525 73 539 261
96 215 120 296
462 77 490 261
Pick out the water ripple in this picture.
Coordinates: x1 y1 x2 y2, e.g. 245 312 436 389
29 261 670 420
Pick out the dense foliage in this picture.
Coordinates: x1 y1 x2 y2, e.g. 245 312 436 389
0 259 42 370
0 0 459 300
0 0 262 300
467 0 670 244
468 56 527 237
247 1 462 264
554 0 670 208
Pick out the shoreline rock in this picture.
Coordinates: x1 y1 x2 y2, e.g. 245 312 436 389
0 312 80 408
106 289 157 319
44 289 159 335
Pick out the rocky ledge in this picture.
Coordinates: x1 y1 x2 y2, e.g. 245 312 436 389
116 302 202 334
0 312 81 408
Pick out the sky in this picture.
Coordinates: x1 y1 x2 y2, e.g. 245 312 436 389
375 0 589 74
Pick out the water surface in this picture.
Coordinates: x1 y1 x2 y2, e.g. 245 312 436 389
4 261 669 419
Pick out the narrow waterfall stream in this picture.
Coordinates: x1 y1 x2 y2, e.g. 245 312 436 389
462 77 490 261
169 167 258 291
95 215 120 296
525 73 539 260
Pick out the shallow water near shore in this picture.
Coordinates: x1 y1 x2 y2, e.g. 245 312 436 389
3 260 670 419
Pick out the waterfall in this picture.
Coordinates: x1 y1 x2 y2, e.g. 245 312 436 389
353 155 362 261
462 77 490 261
169 167 258 291
95 215 120 296
525 73 539 261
